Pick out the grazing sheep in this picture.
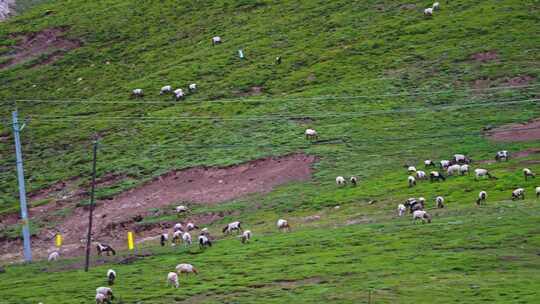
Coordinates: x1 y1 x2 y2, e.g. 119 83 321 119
447 164 461 176
398 203 407 217
336 176 346 186
222 221 243 234
407 166 417 173
418 197 426 207
430 171 446 182
460 164 470 176
188 83 197 92
200 228 210 236
416 170 427 180
131 89 144 98
512 188 525 200
474 168 497 180
96 243 116 256
167 272 179 288
174 223 184 232
440 160 451 169
453 154 471 164
186 222 199 231
176 263 198 275
107 269 116 286
408 175 416 187
435 196 445 208
48 251 59 262
174 88 185 101
160 85 172 95
96 287 114 302
176 205 188 213
212 36 222 45
160 233 169 247
182 232 192 246
477 191 487 205
172 230 183 246
524 168 536 180
536 187 540 198
276 56 282 64
404 198 423 213
424 7 433 16
305 128 318 140
241 230 252 243
413 210 432 224
277 219 290 232
424 160 436 168
198 235 212 249
432 2 440 10
96 293 107 304
495 150 509 161
350 176 358 186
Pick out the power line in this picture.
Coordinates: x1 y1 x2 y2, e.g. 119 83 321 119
22 98 540 122
3 83 538 106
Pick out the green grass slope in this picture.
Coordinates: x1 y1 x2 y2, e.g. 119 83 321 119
0 0 539 302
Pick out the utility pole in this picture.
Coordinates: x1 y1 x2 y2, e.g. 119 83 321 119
84 140 98 272
12 110 32 263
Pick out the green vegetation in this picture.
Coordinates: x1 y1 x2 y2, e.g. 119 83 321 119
0 0 539 303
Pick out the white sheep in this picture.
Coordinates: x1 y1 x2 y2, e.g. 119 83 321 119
188 83 197 92
536 187 540 198
96 293 107 304
212 36 222 45
430 171 445 182
200 228 210 236
523 168 535 180
160 85 172 95
418 197 426 207
96 243 116 256
305 128 318 140
453 154 471 164
350 176 358 186
176 263 198 275
131 88 144 98
416 170 427 180
182 232 192 246
336 176 346 186
424 7 433 16
407 166 417 173
186 222 199 231
167 272 179 288
107 269 116 286
440 160 450 169
424 160 436 168
512 188 525 200
241 230 252 243
475 168 497 180
397 203 406 217
435 196 444 208
477 191 487 205
174 223 184 232
495 150 510 161
413 210 432 223
198 235 212 249
222 221 242 234
175 205 188 213
96 287 113 302
432 2 440 10
48 251 59 262
277 219 290 232
460 164 470 176
174 88 185 101
408 175 416 187
447 164 461 176
171 230 183 246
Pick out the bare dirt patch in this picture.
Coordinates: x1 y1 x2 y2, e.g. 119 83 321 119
0 27 81 70
233 86 264 97
486 119 540 142
0 153 318 261
470 51 498 62
506 75 535 87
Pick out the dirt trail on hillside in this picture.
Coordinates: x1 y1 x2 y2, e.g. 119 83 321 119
486 118 540 142
0 153 318 262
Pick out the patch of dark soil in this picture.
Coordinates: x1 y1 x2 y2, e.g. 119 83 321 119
400 4 416 10
233 86 264 97
506 75 535 87
470 51 498 62
472 77 493 90
289 117 315 125
0 27 82 70
249 277 324 289
486 118 540 142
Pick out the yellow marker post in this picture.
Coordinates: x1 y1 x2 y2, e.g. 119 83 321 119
55 234 62 248
127 232 134 250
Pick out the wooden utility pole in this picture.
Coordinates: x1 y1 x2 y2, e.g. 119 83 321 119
84 140 98 272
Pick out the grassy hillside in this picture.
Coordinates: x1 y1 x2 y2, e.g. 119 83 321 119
0 0 539 303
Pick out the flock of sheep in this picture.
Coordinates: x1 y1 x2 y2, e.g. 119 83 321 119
424 2 440 16
131 83 196 101
384 150 537 224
